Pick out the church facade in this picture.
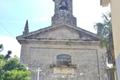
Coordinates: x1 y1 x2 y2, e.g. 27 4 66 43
17 0 108 80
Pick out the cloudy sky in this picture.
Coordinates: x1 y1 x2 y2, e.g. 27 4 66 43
0 0 110 57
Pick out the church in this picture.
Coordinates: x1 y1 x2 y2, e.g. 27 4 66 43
17 0 108 80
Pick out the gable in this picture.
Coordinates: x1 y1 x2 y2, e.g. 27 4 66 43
39 26 81 40
17 25 99 41
27 25 80 40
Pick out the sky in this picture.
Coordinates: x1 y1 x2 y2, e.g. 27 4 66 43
0 0 110 57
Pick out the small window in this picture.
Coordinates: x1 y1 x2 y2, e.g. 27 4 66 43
57 54 71 66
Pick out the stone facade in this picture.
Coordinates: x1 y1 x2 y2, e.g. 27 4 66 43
17 0 108 80
17 25 107 80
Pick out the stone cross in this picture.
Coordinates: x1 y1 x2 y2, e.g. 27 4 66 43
37 67 42 80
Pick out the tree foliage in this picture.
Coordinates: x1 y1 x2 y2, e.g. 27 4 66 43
95 13 115 63
95 13 113 48
0 53 31 80
3 70 31 80
3 57 26 71
95 13 115 80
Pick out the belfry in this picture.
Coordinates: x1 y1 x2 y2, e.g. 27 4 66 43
17 0 108 80
52 0 76 26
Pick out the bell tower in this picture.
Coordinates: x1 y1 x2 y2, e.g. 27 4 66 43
52 0 77 27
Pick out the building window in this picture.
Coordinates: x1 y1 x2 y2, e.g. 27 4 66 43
57 54 71 66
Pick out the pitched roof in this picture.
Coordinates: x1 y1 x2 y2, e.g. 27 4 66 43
17 24 99 42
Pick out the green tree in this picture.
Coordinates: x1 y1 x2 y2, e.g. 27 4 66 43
95 13 114 63
0 55 6 80
3 70 30 80
3 57 26 71
95 13 112 47
95 13 115 80
0 50 31 80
